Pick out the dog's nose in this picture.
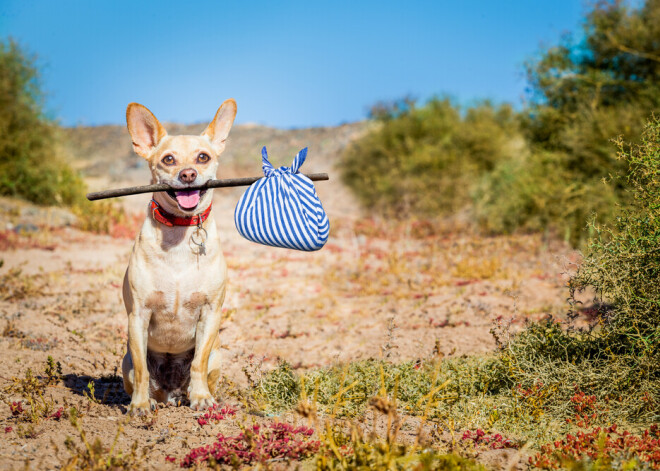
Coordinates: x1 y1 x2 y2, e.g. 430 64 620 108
179 168 198 184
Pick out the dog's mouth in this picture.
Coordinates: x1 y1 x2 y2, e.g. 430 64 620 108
165 189 207 210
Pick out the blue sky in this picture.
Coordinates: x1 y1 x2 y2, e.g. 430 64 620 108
1 1 585 128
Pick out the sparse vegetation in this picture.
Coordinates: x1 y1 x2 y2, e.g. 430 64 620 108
2 357 66 441
57 409 147 471
0 265 48 301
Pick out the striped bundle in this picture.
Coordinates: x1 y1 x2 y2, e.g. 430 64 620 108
234 147 329 251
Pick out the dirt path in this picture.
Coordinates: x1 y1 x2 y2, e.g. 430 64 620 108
0 124 581 469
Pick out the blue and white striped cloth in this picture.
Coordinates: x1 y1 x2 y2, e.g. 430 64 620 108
234 147 329 251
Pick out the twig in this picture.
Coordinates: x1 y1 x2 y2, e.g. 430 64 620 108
86 173 330 201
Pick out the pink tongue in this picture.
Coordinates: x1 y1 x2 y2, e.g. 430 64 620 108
175 190 201 209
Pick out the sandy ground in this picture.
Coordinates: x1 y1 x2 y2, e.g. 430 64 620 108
0 127 582 469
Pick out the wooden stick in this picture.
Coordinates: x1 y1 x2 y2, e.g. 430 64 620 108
86 173 329 201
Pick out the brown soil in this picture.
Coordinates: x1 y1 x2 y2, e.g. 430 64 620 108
0 122 582 469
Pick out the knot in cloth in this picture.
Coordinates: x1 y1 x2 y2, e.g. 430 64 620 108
234 147 329 251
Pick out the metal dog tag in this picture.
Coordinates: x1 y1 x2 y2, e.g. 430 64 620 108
191 220 208 256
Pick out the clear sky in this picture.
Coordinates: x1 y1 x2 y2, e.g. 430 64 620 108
0 1 585 128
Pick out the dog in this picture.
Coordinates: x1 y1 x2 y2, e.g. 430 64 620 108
121 99 236 415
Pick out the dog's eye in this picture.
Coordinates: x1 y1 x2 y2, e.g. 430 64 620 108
197 153 210 164
161 155 176 166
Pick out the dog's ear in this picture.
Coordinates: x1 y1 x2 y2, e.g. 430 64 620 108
126 103 167 158
202 99 237 154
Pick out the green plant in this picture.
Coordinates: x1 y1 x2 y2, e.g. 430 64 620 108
44 356 63 384
341 98 520 218
317 424 486 471
572 118 660 361
83 381 100 405
257 357 506 418
4 358 61 397
495 117 660 432
0 40 86 206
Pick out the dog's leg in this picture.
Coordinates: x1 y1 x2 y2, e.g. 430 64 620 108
126 311 153 415
189 300 224 410
207 335 222 397
121 348 134 395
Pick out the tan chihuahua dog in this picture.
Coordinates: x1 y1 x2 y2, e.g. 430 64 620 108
121 99 236 415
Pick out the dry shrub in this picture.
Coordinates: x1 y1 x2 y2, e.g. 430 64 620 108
0 266 48 301
57 409 147 471
73 200 143 239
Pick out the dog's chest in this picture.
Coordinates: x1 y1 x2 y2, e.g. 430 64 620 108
131 223 227 354
144 284 209 353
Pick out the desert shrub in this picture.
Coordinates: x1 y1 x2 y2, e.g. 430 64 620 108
474 149 618 243
500 117 660 424
259 121 660 448
340 98 520 217
0 39 86 206
574 119 660 357
0 39 140 236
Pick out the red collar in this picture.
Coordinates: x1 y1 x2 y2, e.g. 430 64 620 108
149 199 212 227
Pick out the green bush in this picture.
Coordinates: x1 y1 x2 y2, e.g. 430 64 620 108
574 119 660 349
501 117 660 424
473 148 620 244
340 98 520 217
342 1 660 246
0 39 86 206
478 0 660 245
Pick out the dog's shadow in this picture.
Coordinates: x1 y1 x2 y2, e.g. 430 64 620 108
63 373 130 408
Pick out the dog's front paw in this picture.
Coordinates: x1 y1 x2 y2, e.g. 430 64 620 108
128 399 157 416
189 393 216 411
